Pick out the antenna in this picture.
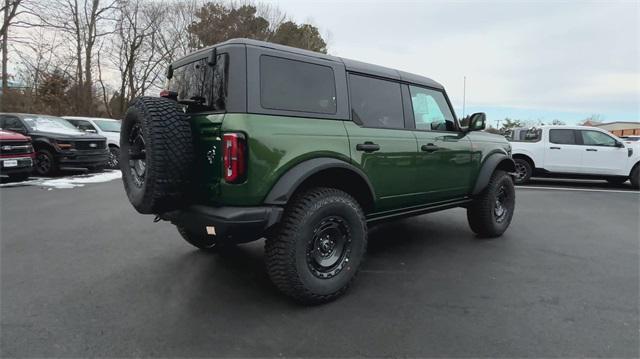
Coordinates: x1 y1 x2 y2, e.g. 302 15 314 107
462 76 466 117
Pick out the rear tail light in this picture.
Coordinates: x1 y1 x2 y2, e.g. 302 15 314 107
159 90 178 100
222 133 247 183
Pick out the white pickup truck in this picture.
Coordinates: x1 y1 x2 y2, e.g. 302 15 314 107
508 125 639 188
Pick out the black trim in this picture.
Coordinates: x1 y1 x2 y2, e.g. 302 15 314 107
472 153 515 195
162 205 283 244
263 157 375 206
367 198 472 223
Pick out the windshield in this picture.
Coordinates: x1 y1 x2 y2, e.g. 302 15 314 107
23 116 83 135
94 120 121 132
166 53 228 113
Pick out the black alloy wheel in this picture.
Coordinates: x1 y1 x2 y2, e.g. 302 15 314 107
307 216 353 279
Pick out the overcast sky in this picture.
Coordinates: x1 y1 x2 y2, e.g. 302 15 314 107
272 0 639 125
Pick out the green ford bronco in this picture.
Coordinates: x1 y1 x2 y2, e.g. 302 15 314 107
121 38 516 304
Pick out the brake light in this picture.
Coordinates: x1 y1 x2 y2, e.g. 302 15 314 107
159 90 177 99
223 133 246 183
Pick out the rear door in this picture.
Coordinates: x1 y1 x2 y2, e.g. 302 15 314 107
344 73 419 212
578 129 628 175
544 129 583 173
406 84 472 202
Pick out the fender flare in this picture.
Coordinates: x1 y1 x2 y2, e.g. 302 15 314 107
472 152 516 195
264 157 376 206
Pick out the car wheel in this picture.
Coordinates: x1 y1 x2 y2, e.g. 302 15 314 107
606 177 627 186
108 146 120 169
120 96 195 214
513 158 532 184
265 187 367 304
631 165 639 189
467 170 515 238
34 149 57 176
176 225 233 252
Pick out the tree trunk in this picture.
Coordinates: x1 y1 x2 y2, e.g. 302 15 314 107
1 0 9 110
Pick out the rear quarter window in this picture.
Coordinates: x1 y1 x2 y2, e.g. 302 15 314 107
549 129 577 144
260 55 337 114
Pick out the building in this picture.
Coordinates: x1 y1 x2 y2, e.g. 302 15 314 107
592 121 640 137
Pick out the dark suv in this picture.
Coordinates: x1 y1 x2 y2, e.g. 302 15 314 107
0 113 109 176
120 39 516 303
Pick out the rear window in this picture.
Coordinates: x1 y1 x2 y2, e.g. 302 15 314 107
260 55 337 114
549 129 576 144
508 128 541 142
349 74 404 129
167 54 228 112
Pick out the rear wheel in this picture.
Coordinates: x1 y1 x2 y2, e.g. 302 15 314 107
467 170 515 238
513 158 532 184
34 149 57 176
265 187 367 304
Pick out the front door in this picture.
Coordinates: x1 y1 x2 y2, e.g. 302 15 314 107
578 129 628 175
345 74 419 212
407 85 473 202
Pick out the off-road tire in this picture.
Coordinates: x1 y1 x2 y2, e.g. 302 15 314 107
120 96 194 214
467 170 515 238
513 158 532 184
265 187 367 304
630 165 639 189
176 225 233 252
34 149 57 176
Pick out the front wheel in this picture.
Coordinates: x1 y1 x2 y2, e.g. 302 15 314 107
34 149 57 176
265 187 367 304
630 166 639 189
107 146 120 169
467 170 515 238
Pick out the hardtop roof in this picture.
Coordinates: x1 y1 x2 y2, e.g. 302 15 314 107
176 38 445 90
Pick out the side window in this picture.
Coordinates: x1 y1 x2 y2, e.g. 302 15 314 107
260 55 336 114
2 117 26 131
349 74 404 129
549 129 576 145
409 86 455 131
581 130 617 147
72 120 97 132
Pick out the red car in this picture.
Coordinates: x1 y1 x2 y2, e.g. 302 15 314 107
0 129 34 181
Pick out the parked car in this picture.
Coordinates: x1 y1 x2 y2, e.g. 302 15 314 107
509 125 639 187
620 135 640 143
63 116 121 169
0 113 110 176
0 129 34 181
120 39 517 304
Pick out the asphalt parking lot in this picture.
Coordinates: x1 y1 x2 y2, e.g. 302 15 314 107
1 175 638 357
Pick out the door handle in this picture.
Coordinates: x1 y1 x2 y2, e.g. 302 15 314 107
356 142 380 153
421 143 440 152
586 148 598 152
549 146 561 150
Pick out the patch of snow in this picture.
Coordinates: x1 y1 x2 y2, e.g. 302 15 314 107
0 170 122 189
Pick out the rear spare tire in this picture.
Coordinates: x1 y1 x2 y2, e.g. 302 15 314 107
120 96 194 214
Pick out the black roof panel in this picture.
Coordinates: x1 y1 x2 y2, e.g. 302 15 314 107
178 38 445 90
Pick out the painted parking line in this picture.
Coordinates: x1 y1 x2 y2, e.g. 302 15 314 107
517 186 639 194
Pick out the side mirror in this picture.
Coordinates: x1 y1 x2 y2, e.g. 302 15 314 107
467 112 486 132
615 141 625 148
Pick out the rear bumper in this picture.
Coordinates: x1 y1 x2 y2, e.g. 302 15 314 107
162 205 283 244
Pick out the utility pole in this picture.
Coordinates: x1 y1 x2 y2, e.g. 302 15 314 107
462 76 466 117
495 119 501 129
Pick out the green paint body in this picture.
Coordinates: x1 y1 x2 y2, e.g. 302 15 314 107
188 113 511 214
